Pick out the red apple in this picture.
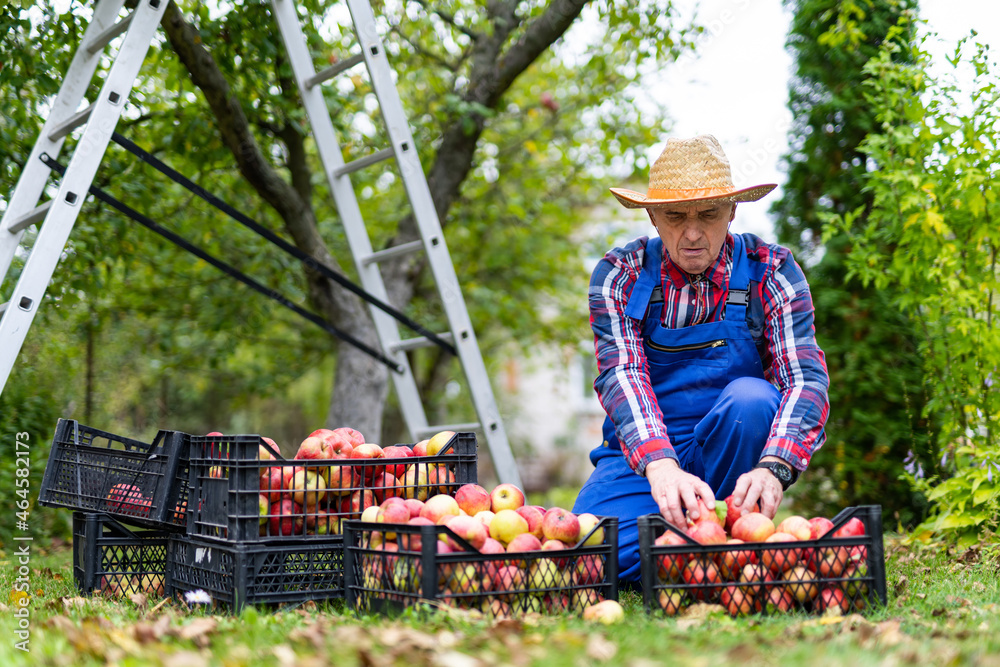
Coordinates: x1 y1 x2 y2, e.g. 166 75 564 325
350 443 385 482
765 587 795 613
731 512 776 542
412 439 430 457
491 564 525 593
425 464 456 494
540 539 570 568
260 437 280 460
295 436 328 461
541 507 580 543
473 510 495 529
816 586 851 615
381 445 414 478
738 563 768 595
833 517 865 538
719 539 758 579
776 515 812 541
505 533 542 553
814 545 850 577
325 464 357 496
268 499 303 536
349 489 377 518
724 494 759 534
688 520 727 545
444 515 488 551
720 585 761 617
289 469 326 508
687 497 724 527
761 532 802 573
375 501 411 539
516 506 545 540
331 427 365 449
455 484 492 516
490 484 526 512
399 516 435 551
682 558 722 601
783 565 819 603
403 498 425 519
808 516 835 540
420 494 461 524
654 529 691 582
658 589 687 616
369 472 403 502
574 554 605 586
581 599 625 624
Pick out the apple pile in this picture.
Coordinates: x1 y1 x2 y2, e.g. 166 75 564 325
251 428 462 538
356 483 609 617
105 483 153 518
654 496 869 618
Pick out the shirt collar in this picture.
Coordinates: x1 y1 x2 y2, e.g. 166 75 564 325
662 234 733 289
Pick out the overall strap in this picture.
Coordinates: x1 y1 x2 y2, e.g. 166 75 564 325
725 233 766 321
624 236 664 320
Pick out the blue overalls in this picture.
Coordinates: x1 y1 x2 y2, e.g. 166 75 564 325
573 234 782 584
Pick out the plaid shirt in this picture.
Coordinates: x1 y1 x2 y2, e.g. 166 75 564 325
590 233 830 476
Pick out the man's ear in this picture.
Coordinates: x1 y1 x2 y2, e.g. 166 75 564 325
647 209 657 227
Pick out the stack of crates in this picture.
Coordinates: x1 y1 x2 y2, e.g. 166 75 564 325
39 418 479 611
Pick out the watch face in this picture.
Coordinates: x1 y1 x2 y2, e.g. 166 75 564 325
772 464 791 481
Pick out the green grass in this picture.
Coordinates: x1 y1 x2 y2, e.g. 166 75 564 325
1 537 999 666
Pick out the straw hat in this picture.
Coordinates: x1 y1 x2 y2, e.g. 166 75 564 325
610 135 777 209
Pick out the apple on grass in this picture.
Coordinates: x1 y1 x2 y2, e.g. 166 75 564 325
581 599 625 625
455 484 492 516
490 484 526 512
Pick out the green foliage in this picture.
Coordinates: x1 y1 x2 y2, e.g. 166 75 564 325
773 0 936 526
823 37 1000 545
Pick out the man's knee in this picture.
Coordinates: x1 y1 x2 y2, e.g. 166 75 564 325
719 377 780 416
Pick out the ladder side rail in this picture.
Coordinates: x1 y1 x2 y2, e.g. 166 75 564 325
269 0 430 435
0 0 130 285
0 0 169 394
345 0 522 487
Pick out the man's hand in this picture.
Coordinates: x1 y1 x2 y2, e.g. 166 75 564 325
731 456 787 519
645 458 715 528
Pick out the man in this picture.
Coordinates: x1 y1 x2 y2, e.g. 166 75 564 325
573 135 830 583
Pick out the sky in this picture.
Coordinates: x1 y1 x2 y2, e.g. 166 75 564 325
620 0 1000 242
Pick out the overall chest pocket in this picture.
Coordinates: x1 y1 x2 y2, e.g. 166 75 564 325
644 338 729 368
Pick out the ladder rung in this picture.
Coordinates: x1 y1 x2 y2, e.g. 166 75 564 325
333 147 394 177
361 240 424 266
8 201 53 234
415 423 481 438
306 53 365 89
49 103 95 142
390 332 454 354
86 12 135 55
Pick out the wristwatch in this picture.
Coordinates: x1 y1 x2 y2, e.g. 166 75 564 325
754 461 798 491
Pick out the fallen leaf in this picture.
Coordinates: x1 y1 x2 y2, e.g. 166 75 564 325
435 651 483 667
129 593 148 608
875 620 903 647
61 597 89 611
894 575 908 596
273 644 297 667
171 617 218 643
163 650 208 667
680 603 726 619
133 615 171 644
586 635 617 662
490 618 524 637
675 618 704 631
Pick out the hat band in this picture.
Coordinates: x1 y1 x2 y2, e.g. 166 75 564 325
646 186 737 200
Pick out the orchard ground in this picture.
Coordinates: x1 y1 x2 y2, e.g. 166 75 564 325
1 535 999 667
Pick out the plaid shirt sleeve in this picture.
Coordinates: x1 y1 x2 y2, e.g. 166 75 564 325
589 239 677 476
756 246 830 471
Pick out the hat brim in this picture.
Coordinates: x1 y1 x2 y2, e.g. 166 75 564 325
609 183 778 209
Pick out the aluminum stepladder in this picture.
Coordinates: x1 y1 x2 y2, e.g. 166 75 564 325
0 0 522 486
270 0 521 487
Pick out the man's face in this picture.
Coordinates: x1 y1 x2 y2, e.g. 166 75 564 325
649 202 736 276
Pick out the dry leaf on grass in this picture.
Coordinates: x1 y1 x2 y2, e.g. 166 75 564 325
681 603 726 619
169 617 218 646
61 596 89 611
586 635 617 662
435 651 483 667
163 650 208 667
273 644 298 667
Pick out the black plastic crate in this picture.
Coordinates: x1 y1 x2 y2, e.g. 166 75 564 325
185 432 478 543
637 505 887 617
72 511 172 599
40 419 190 530
342 516 619 616
166 534 344 612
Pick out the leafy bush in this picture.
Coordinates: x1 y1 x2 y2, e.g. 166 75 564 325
825 35 1000 545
